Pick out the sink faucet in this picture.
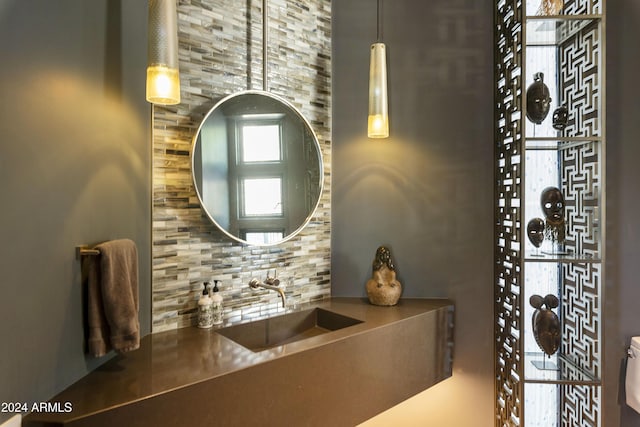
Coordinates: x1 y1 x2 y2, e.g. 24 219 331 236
249 271 286 308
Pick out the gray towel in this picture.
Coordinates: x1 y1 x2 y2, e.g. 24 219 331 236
87 239 140 357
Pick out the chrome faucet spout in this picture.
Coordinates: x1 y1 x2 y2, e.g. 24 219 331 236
249 278 286 308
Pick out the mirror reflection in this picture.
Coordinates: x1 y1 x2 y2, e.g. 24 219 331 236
192 91 323 246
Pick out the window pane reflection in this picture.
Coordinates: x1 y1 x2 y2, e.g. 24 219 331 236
242 124 281 162
244 231 285 245
243 178 282 216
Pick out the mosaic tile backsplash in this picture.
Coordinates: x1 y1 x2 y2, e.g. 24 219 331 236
152 0 331 332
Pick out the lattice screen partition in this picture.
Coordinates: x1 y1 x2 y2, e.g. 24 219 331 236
494 1 603 426
559 17 603 427
495 0 524 424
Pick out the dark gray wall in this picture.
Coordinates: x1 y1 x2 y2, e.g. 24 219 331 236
0 1 150 423
605 2 640 426
332 0 495 424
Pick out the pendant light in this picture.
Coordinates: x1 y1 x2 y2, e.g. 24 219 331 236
368 0 389 138
146 0 181 105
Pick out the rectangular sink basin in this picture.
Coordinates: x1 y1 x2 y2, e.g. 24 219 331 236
217 308 363 352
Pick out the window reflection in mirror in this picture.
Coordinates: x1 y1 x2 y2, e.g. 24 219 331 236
241 122 281 162
191 91 323 246
243 231 285 245
242 177 283 216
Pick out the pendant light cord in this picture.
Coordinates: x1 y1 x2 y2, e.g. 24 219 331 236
376 0 383 42
263 0 268 91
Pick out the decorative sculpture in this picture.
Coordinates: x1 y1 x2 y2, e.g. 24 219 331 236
527 218 545 252
365 246 402 306
552 105 569 130
540 186 566 246
526 72 552 125
530 294 561 357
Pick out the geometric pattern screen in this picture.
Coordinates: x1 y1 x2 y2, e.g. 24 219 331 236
559 20 602 427
559 22 601 139
495 0 524 424
495 1 603 426
563 0 602 15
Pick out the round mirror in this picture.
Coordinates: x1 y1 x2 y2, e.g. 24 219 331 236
191 91 323 246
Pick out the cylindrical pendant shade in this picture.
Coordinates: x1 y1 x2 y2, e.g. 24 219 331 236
146 0 180 105
368 42 389 138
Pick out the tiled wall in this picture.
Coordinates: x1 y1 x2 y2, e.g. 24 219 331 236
152 0 331 332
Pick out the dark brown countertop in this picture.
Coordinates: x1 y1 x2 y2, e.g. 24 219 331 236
24 297 453 426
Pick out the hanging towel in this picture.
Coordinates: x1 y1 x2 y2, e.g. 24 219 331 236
87 239 140 357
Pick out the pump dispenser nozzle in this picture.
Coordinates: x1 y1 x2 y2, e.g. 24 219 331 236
211 280 223 325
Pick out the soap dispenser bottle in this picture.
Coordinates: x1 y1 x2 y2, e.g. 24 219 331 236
197 282 213 328
211 280 223 325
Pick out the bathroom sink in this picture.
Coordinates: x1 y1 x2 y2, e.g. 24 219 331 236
217 308 363 352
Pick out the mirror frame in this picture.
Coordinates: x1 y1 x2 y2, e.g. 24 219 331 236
190 90 324 246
